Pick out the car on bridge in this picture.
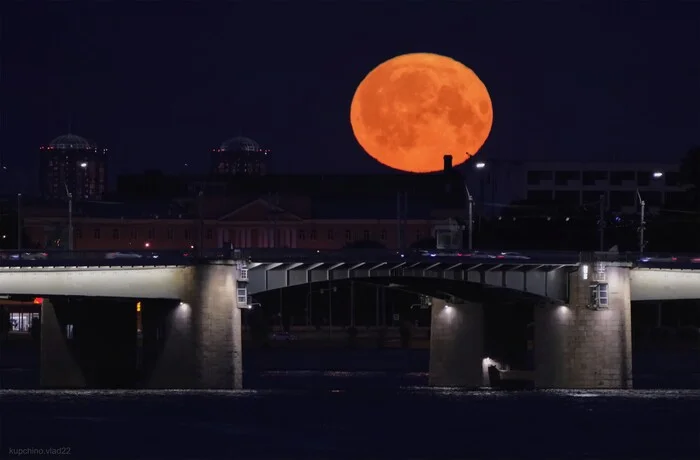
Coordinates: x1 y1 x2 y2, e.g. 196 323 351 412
105 252 159 259
496 252 530 260
639 256 679 263
1 252 48 261
462 251 497 259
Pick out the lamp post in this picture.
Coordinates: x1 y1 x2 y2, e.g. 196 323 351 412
475 161 487 231
16 193 21 251
464 182 474 252
636 189 646 254
444 154 474 251
64 184 73 252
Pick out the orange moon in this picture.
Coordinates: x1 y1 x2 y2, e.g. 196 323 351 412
350 53 493 173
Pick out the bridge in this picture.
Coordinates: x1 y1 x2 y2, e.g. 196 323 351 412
1 249 700 390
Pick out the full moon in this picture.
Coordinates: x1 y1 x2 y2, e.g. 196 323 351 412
350 53 493 173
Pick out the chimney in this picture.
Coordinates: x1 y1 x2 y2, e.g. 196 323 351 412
443 154 453 172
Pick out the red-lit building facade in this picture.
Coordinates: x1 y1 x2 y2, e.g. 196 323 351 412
23 196 459 252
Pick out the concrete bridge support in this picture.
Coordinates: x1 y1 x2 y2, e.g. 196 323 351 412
40 298 86 388
429 298 484 387
535 265 633 389
40 298 138 388
145 262 243 389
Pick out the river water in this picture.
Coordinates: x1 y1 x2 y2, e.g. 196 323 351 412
2 348 700 459
2 382 700 459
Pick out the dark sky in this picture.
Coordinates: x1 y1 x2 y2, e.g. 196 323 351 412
1 1 699 192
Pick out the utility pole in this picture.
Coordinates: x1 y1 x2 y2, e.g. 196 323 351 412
636 189 646 254
197 190 204 256
16 193 21 251
64 184 73 252
396 192 402 250
465 183 474 251
598 194 605 251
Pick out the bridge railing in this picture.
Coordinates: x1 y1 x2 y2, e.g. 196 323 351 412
0 248 693 266
0 248 582 264
0 249 191 263
579 251 700 264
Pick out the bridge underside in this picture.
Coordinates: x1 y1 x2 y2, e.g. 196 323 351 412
630 269 700 301
246 261 574 304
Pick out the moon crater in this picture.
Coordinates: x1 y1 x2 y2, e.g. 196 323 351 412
350 53 493 173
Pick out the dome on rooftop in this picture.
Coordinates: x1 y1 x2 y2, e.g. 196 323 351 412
220 136 260 152
49 134 94 150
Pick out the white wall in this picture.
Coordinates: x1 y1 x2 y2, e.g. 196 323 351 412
0 266 188 299
630 269 700 301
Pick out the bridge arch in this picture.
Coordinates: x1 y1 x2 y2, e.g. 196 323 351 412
245 261 571 305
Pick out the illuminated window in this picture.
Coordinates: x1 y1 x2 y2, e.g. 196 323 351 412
237 288 248 304
590 284 609 307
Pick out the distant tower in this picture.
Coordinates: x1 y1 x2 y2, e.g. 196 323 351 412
210 136 269 176
39 134 108 201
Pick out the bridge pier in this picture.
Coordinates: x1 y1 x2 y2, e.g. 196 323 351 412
429 298 484 387
40 298 137 388
40 298 86 388
535 265 633 389
145 262 243 389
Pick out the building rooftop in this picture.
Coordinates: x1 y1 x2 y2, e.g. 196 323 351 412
219 136 260 152
47 134 94 150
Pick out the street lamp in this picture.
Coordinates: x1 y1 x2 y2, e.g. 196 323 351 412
464 182 474 252
652 171 663 179
64 184 73 252
16 193 21 251
444 154 474 251
636 189 646 254
475 162 486 169
79 162 87 168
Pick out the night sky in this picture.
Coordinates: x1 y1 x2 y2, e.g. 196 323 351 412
1 1 699 193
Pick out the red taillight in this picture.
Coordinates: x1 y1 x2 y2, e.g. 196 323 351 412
33 297 43 304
